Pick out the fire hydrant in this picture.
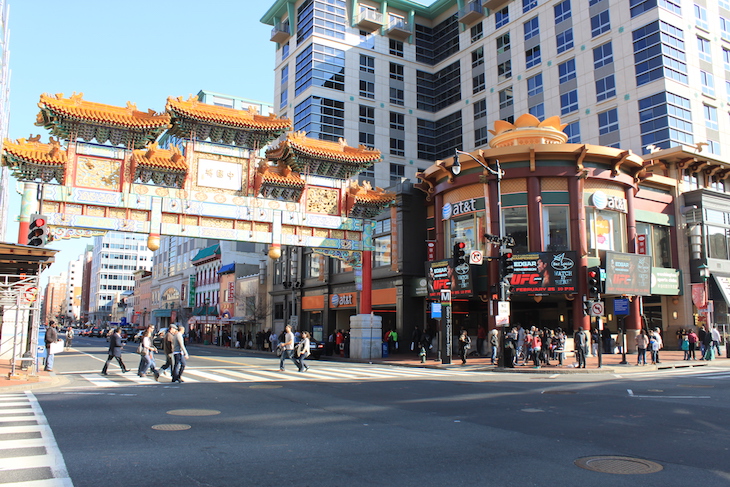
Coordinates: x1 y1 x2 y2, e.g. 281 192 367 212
419 346 427 363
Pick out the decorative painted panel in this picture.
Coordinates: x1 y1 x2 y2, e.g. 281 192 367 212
76 156 121 190
306 187 339 215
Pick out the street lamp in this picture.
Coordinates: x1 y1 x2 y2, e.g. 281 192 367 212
698 264 711 332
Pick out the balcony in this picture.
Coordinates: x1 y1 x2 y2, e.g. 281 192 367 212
270 22 291 44
385 19 412 40
356 9 383 31
459 2 486 25
483 0 511 11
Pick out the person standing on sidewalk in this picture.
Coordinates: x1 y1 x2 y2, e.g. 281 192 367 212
101 327 128 375
278 325 298 371
686 329 698 360
44 321 58 371
171 326 189 383
137 329 160 380
489 328 499 365
575 328 587 368
159 325 177 377
457 329 471 365
636 329 649 365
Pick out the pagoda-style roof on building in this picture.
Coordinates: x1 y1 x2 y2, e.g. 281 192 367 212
2 135 67 183
165 95 291 148
254 162 305 202
345 181 395 219
266 132 381 180
131 143 188 188
192 243 220 264
35 93 171 149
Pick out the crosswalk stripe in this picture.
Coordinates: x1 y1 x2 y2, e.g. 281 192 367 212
184 370 236 382
206 369 270 382
0 415 39 423
80 374 118 387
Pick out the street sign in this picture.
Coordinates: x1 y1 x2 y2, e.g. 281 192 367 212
497 300 510 316
440 289 452 303
614 298 629 316
589 301 605 317
23 286 38 304
469 250 483 265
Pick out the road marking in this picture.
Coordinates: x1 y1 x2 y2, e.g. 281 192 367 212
184 370 236 382
627 388 710 399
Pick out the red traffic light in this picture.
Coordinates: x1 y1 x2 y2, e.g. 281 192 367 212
457 242 465 249
588 270 597 278
503 252 513 259
32 218 45 227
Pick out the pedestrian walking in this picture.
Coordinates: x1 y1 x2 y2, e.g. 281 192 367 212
574 328 587 368
101 327 128 375
295 331 311 372
171 325 189 383
64 326 74 350
278 325 298 371
711 326 722 356
457 329 471 365
159 325 177 376
636 329 649 365
137 329 160 380
44 321 59 371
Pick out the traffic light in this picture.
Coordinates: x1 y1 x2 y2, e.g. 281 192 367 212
27 214 50 247
452 241 466 267
587 266 602 298
500 251 514 279
582 298 591 316
498 280 511 301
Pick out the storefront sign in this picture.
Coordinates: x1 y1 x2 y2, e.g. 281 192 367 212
426 259 473 299
650 267 680 295
330 293 357 308
442 198 485 220
691 283 707 309
188 275 196 307
508 251 578 294
426 241 435 261
605 251 651 296
636 234 647 255
592 191 627 213
228 282 235 302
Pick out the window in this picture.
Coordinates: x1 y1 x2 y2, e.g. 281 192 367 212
660 0 682 14
294 96 344 141
598 108 619 134
697 37 711 63
725 48 730 71
359 105 375 124
390 112 405 131
564 120 580 143
636 222 672 267
360 54 374 73
498 60 512 81
473 98 487 120
390 62 404 81
282 42 290 59
359 29 375 49
638 92 693 151
496 33 511 54
524 17 539 41
390 87 404 106
296 0 346 43
587 208 626 254
529 103 545 120
544 206 570 251
475 126 489 146
523 0 537 13
633 21 687 86
390 138 405 157
471 22 484 43
593 42 613 69
473 73 486 94
701 71 715 97
374 235 392 267
721 0 730 9
527 73 543 96
503 207 528 253
359 132 375 148
280 89 288 109
722 17 730 41
558 58 576 83
596 75 616 102
472 47 484 69
526 45 541 69
704 104 718 130
390 163 405 181
495 7 509 29
591 10 610 37
554 0 571 23
561 90 578 114
389 39 404 57
359 80 375 99
556 29 573 54
304 252 321 278
499 87 513 109
707 140 721 155
695 4 708 30
295 43 345 96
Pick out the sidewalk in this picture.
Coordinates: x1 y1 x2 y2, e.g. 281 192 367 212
0 359 61 392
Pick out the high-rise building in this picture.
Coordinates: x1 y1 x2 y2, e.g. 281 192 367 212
261 0 729 184
0 1 10 239
63 256 84 324
88 232 153 325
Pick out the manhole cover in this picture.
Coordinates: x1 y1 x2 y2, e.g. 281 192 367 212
575 456 663 474
151 424 191 431
249 384 282 389
166 409 220 416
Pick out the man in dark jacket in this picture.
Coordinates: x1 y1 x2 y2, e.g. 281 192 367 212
101 327 128 375
44 321 58 371
158 325 177 377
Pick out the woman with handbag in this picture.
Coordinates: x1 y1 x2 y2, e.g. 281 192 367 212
296 331 311 372
137 329 160 380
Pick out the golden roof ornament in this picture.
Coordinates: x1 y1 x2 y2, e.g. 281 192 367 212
488 114 568 148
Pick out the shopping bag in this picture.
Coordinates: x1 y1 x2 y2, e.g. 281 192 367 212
49 339 64 355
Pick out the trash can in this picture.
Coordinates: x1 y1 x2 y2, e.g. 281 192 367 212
382 342 389 358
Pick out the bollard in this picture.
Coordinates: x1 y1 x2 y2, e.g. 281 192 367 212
419 346 426 363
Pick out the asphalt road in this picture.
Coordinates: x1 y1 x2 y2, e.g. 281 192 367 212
3 337 730 486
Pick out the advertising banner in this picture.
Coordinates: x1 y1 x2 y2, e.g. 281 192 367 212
426 259 473 299
650 267 680 295
605 251 651 296
508 251 578 294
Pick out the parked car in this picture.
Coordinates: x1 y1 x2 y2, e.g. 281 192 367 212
89 327 102 337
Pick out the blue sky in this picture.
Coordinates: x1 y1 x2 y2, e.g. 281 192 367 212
5 0 277 281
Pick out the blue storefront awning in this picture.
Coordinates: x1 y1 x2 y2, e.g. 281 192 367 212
218 263 235 274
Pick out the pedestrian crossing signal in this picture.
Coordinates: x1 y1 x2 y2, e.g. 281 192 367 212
27 214 50 247
452 241 466 267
